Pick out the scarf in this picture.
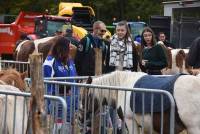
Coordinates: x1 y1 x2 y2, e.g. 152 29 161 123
109 34 133 69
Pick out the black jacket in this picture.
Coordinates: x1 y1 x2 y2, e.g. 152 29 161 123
75 34 110 76
188 37 200 68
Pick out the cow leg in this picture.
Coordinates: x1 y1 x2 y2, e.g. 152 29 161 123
125 116 140 134
153 109 185 134
153 112 170 134
135 114 159 134
116 106 140 134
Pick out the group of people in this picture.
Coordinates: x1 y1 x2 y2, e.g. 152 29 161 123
41 20 200 129
41 21 169 127
42 20 174 79
18 20 200 77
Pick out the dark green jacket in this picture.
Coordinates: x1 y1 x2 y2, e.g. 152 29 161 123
75 34 109 76
142 44 167 70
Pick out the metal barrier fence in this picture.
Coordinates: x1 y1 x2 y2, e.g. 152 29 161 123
0 60 176 133
0 60 30 73
25 78 175 134
25 77 88 134
0 89 67 134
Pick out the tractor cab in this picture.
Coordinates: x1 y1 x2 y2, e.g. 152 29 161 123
34 15 71 38
58 2 95 33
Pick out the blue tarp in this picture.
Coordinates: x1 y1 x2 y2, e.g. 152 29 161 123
130 74 180 113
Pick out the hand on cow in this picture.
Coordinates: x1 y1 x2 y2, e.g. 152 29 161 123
142 60 148 66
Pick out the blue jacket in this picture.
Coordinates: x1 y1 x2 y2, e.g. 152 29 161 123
43 55 79 122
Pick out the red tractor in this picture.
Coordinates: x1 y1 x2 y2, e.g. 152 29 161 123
30 15 71 39
0 11 43 59
0 11 74 59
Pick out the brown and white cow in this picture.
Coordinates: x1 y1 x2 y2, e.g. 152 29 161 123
162 48 192 75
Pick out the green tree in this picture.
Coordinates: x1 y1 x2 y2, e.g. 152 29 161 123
0 0 58 15
0 0 164 24
71 0 164 24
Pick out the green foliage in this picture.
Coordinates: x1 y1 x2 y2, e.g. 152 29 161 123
0 0 164 24
0 0 58 15
74 0 164 24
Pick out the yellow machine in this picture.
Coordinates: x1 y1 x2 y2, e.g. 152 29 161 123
58 2 111 40
72 25 88 40
58 2 95 17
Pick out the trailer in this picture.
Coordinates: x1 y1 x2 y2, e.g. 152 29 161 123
163 0 200 48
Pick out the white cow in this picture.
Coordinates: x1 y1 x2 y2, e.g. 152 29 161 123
0 85 28 134
85 71 200 134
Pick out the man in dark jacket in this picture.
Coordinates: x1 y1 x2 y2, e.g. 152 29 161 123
75 21 110 76
158 32 174 49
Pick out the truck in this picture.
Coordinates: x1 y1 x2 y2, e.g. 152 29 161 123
0 11 87 59
0 11 43 59
128 21 147 42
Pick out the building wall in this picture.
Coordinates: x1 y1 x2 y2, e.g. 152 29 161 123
163 0 200 48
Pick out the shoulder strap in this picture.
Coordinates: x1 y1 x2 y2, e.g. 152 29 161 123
85 36 91 52
102 41 108 56
102 41 106 50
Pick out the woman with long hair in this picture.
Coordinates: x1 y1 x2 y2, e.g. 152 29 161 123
43 36 79 132
140 27 167 75
109 21 138 71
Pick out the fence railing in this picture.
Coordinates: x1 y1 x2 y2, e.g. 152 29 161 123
26 79 176 134
0 90 67 134
0 60 176 134
0 60 30 73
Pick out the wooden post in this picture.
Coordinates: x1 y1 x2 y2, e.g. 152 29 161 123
94 48 102 75
29 53 47 134
94 48 102 133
